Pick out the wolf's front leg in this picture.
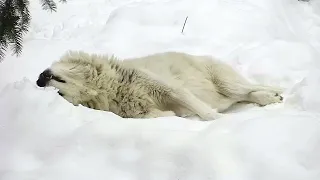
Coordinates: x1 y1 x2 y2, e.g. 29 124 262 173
169 88 224 120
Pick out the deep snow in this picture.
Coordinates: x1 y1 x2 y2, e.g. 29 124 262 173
1 0 320 179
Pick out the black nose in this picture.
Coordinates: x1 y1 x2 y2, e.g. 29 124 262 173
36 69 52 87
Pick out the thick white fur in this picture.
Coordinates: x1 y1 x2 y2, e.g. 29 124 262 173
45 51 283 120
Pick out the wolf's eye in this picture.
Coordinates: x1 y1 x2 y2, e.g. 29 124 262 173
58 91 64 96
41 69 53 79
52 76 66 83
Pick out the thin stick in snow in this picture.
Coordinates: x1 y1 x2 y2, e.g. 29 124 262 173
181 16 188 34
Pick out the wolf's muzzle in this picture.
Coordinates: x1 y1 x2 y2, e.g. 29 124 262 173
37 69 53 87
36 69 66 87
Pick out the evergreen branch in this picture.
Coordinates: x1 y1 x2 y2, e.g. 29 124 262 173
9 24 23 56
40 0 57 12
0 0 67 61
14 0 31 33
0 46 7 60
0 0 27 60
0 0 17 60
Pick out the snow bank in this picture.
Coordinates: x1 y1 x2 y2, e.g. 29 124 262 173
1 80 320 180
1 0 320 179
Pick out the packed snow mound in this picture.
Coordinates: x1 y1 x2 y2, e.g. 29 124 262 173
1 0 320 179
285 68 320 113
1 80 320 180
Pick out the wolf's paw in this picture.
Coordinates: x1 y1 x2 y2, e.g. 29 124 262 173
199 109 224 121
161 111 176 117
145 109 176 118
252 91 283 106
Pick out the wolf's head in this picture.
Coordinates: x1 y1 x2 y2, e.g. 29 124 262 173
36 51 111 105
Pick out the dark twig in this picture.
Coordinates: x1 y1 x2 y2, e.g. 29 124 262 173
181 16 188 34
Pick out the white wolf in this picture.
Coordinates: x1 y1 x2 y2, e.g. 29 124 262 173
36 51 283 120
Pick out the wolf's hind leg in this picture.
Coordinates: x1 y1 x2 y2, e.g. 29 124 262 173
246 90 283 106
139 69 223 120
207 62 284 102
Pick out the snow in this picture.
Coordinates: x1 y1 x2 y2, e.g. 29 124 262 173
0 0 320 179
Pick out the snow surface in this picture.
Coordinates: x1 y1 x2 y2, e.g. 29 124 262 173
1 0 320 179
